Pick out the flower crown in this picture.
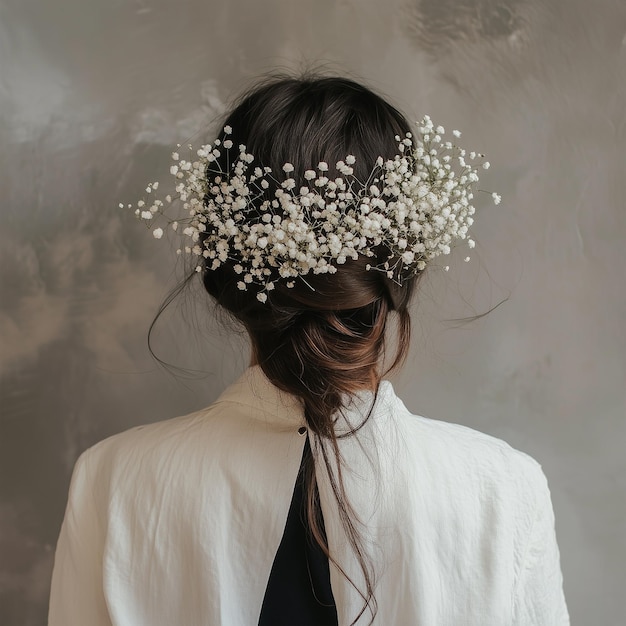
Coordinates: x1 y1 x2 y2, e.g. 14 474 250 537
123 115 500 303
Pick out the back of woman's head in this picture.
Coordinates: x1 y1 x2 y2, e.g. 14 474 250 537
202 76 419 435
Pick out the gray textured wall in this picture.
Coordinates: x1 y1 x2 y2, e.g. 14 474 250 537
1 0 625 624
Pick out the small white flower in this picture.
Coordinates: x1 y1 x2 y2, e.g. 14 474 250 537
492 192 502 205
452 130 461 138
224 125 232 134
124 115 493 303
482 161 490 170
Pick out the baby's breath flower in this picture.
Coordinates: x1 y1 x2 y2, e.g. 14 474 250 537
123 118 498 302
492 192 502 205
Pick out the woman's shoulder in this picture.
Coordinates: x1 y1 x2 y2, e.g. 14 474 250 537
75 404 223 483
386 390 548 495
72 379 298 487
413 410 540 466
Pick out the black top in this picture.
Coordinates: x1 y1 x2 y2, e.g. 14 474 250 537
258 435 338 626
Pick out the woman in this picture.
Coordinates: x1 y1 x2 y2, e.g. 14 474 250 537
49 76 569 625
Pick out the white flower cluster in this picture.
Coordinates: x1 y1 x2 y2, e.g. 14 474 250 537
123 117 499 303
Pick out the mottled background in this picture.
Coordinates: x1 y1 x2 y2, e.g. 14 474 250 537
1 0 625 624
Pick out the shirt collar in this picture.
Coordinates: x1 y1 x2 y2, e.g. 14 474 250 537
213 366 305 430
214 366 398 435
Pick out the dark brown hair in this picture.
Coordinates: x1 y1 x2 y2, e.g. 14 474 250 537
201 75 422 624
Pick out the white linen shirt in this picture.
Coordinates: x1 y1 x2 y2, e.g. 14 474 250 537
49 366 569 625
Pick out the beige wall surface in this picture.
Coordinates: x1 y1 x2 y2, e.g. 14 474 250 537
1 0 625 624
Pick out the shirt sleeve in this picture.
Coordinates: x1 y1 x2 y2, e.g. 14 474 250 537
48 448 112 626
512 465 570 625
